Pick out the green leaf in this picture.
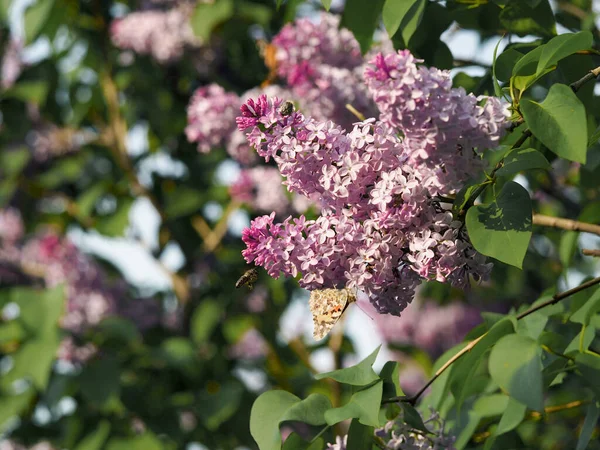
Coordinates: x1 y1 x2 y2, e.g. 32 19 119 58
473 394 510 418
517 310 548 340
379 361 404 398
496 148 550 176
466 181 532 268
347 419 375 450
0 389 36 433
76 182 108 219
198 381 244 430
190 0 234 41
23 0 55 43
321 0 332 11
576 401 600 450
564 325 595 356
382 0 424 42
575 353 600 398
570 287 600 326
536 31 593 75
250 391 331 450
399 403 429 433
559 230 579 268
164 187 204 219
74 421 111 450
491 36 505 99
325 381 383 427
341 0 385 53
105 433 163 450
449 318 516 411
282 433 324 450
483 397 527 450
496 49 524 83
488 334 544 411
315 346 380 386
453 181 486 215
96 197 134 237
4 80 49 104
521 84 587 163
499 0 556 37
0 147 30 178
79 356 121 406
191 300 221 345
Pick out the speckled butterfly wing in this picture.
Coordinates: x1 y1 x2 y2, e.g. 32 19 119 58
309 288 357 340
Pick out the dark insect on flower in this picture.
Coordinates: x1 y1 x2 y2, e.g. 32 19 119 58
236 267 259 290
278 101 294 116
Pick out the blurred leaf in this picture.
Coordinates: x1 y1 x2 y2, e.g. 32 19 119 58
3 80 49 104
488 334 544 411
559 230 579 268
496 148 550 176
0 389 35 433
76 182 108 219
484 397 527 450
0 321 26 344
325 381 383 427
473 394 509 417
341 0 385 53
160 337 196 367
223 315 255 343
96 197 134 237
564 325 595 356
321 0 332 11
499 0 556 37
23 0 56 43
96 317 142 344
347 419 374 450
536 31 593 75
164 187 204 219
198 381 244 430
570 288 600 326
191 300 222 345
105 433 163 450
399 403 429 433
517 310 547 340
315 346 380 386
74 421 111 450
250 391 330 450
191 0 234 41
466 181 532 268
576 353 600 398
0 147 30 178
79 356 121 406
382 0 424 41
282 433 324 450
521 84 587 163
37 154 89 188
577 401 600 450
237 1 272 25
496 49 524 82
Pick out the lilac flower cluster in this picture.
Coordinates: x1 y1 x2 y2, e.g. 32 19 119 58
327 410 455 450
236 74 505 313
0 212 163 363
110 3 198 63
228 328 269 361
375 297 482 357
1 37 24 90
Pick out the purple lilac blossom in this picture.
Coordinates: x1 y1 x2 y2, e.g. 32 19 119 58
228 328 269 360
110 4 198 63
185 84 240 153
0 208 24 244
236 87 503 314
230 167 294 215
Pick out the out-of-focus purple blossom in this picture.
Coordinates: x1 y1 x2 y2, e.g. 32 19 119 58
0 441 56 450
272 13 362 86
230 167 291 215
110 5 199 63
398 362 428 397
56 337 98 365
28 126 96 161
245 285 268 313
185 84 240 153
376 297 482 357
0 208 24 244
1 38 24 90
364 50 509 194
228 328 268 360
236 92 497 314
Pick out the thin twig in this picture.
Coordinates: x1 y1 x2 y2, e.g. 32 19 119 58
529 399 589 419
532 214 600 236
582 249 600 257
382 276 600 405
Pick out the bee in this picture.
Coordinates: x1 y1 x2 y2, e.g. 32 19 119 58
235 267 259 290
278 101 294 116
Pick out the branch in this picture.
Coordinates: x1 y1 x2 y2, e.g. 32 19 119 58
532 214 600 236
582 249 600 257
383 276 600 406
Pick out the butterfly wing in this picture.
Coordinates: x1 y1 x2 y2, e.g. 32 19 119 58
309 288 350 340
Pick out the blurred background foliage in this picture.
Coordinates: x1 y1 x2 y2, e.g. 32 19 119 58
0 0 599 449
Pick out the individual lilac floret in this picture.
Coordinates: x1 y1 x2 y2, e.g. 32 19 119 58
326 435 347 450
272 13 362 86
237 94 491 314
364 50 508 194
110 5 199 63
186 84 240 153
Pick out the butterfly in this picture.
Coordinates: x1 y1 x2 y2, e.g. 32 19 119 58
309 288 357 340
257 40 279 87
236 267 259 290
